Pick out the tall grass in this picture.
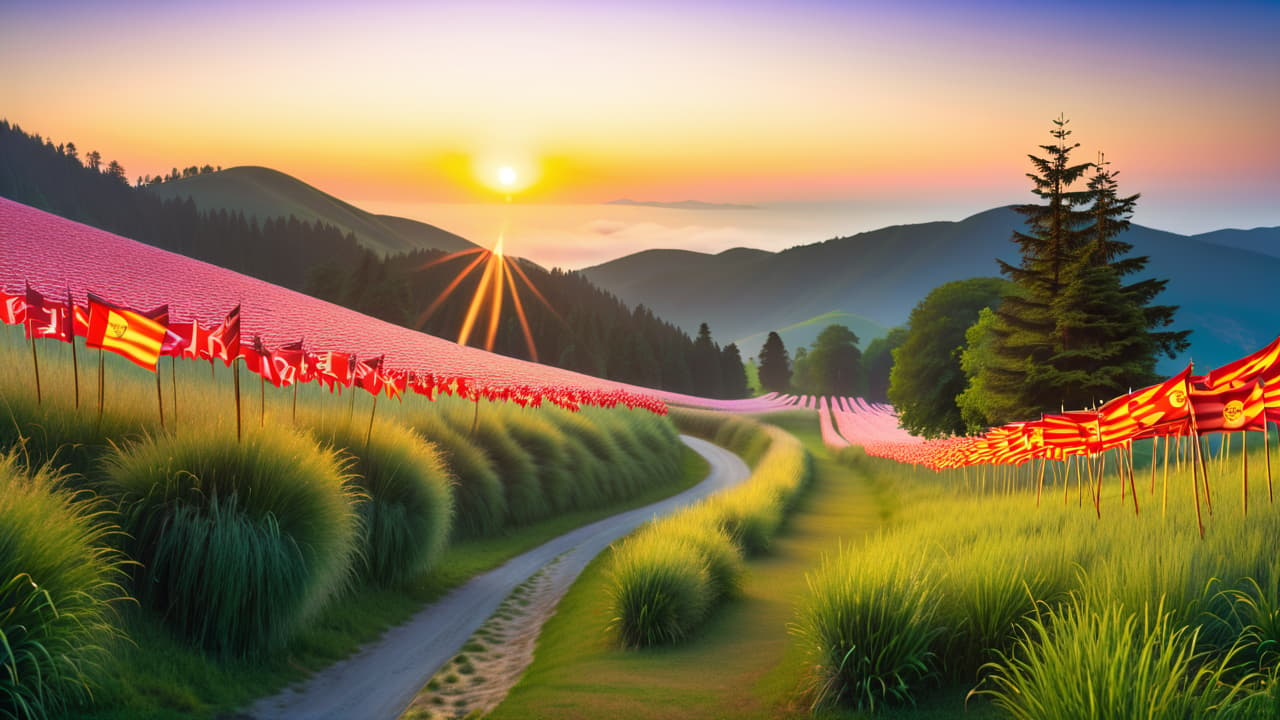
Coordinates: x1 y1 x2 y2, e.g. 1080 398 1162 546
438 402 549 526
302 412 454 587
608 413 812 647
403 408 506 540
104 427 360 657
794 447 1280 712
607 533 712 648
975 593 1260 720
0 453 126 720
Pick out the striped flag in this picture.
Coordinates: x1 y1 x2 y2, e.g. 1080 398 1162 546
85 296 167 371
1202 336 1280 389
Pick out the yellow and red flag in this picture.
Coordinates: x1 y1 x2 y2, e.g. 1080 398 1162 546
1125 365 1194 430
85 296 167 371
1202 336 1280 389
1190 380 1265 433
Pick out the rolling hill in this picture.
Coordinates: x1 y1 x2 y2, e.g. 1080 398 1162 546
146 166 478 256
583 207 1280 372
733 311 888 357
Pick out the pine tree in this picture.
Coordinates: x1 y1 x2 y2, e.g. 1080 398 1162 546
719 343 750 399
757 332 791 393
977 120 1189 424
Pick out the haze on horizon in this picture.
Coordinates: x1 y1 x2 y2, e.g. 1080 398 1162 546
3 0 1277 266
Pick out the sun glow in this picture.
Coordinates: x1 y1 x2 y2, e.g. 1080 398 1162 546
498 166 517 188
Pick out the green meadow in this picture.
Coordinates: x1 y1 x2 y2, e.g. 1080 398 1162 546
0 327 696 719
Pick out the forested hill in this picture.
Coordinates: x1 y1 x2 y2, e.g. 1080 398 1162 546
0 120 749 397
584 208 1280 371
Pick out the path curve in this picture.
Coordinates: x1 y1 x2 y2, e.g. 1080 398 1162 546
246 435 750 720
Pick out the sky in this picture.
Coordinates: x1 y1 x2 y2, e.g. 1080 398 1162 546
3 0 1278 266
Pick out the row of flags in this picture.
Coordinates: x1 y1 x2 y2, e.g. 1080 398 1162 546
1 285 668 415
864 337 1280 472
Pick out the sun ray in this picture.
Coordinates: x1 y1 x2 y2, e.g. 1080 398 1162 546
457 251 500 347
506 258 561 321
415 247 486 272
484 246 507 351
502 256 539 361
415 251 490 329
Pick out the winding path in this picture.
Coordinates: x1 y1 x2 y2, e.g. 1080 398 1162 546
245 435 750 720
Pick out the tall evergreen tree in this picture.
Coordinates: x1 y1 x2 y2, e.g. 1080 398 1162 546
757 331 791 393
984 114 1095 421
691 322 724 397
719 343 750 399
978 119 1189 423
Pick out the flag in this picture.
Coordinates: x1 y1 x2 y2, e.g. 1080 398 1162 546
24 284 70 342
1041 411 1101 457
1190 381 1265 433
0 289 25 325
1125 365 1193 431
354 355 384 396
311 350 352 390
177 320 209 360
1202 336 1280 389
270 340 307 387
164 321 199 358
205 305 241 365
85 296 167 371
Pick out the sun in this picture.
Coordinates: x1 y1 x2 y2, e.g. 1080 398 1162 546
497 166 517 188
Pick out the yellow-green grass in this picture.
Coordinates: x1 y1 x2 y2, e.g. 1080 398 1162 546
606 413 813 648
0 454 127 720
299 412 455 587
490 410 973 720
104 425 361 658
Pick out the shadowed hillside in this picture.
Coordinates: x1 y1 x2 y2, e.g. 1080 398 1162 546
146 166 478 256
584 207 1280 371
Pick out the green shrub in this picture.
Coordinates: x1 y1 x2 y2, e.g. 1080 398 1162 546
502 411 577 513
0 453 126 719
794 545 942 712
976 593 1261 720
607 533 712 648
406 410 505 539
440 405 548 526
105 426 359 657
305 415 454 586
657 511 744 603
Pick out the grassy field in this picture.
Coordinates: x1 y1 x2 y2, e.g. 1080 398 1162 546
0 326 704 720
491 408 1280 719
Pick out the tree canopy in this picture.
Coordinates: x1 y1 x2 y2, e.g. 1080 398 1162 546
757 332 792 393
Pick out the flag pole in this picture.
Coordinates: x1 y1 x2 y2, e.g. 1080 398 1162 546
1266 410 1274 504
1162 429 1172 516
365 393 378 449
1035 456 1046 507
1189 408 1213 516
1190 427 1205 538
1127 440 1139 516
259 373 266 428
155 364 165 430
1241 430 1248 517
1150 436 1157 496
29 335 42 405
233 358 242 443
292 383 298 424
70 335 80 409
171 356 178 424
96 348 104 429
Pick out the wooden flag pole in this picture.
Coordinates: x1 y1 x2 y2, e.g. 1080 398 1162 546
1126 441 1140 516
155 365 165 430
1190 428 1206 538
233 358 242 443
70 335 80 409
1241 431 1248 517
171 357 178 424
1189 409 1213 515
1162 430 1172 516
1266 416 1275 504
1035 456 1047 507
95 348 104 430
292 383 298 425
1094 452 1106 518
259 374 266 428
365 394 378 450
29 336 42 405
1150 436 1158 495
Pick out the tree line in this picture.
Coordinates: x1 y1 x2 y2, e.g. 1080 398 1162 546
0 120 752 397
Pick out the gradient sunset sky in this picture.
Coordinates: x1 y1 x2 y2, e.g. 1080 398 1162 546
3 0 1277 260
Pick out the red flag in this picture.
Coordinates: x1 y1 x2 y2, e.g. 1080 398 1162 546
1190 381 1266 433
0 289 25 325
1041 411 1101 457
1203 336 1280 390
311 350 352 390
354 355 384 396
270 340 307 387
1125 365 1193 430
205 305 241 366
25 284 70 342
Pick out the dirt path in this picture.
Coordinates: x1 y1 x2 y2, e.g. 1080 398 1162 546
245 435 749 720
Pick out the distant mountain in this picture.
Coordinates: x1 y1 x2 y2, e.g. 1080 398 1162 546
1190 227 1280 259
605 198 758 211
734 311 888 357
584 207 1280 372
147 166 478 256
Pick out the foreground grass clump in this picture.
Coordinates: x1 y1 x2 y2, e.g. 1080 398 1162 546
0 453 127 720
795 545 941 712
976 593 1260 720
608 533 712 648
105 427 360 657
607 412 811 647
304 414 455 587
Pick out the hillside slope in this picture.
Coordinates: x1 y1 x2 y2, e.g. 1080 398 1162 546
146 166 478 256
584 207 1280 371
